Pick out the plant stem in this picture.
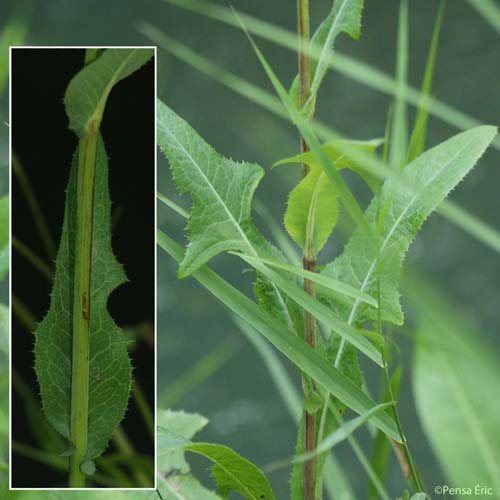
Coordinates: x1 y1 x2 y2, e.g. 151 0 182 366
69 126 98 488
298 1 317 499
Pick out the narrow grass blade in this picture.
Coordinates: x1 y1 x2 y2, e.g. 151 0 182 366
157 191 189 219
295 402 393 463
159 337 240 408
158 230 400 440
407 0 444 162
233 252 377 307
390 0 409 170
235 251 383 365
468 0 500 34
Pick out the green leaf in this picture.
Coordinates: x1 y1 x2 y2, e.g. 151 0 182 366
232 252 377 307
468 0 500 34
65 48 153 137
407 1 444 162
185 443 276 500
158 230 400 440
0 196 8 281
290 0 365 106
236 252 383 365
275 138 383 193
284 163 339 255
158 409 208 473
157 99 265 278
410 276 500 494
234 11 372 238
159 473 222 500
33 137 131 471
144 24 500 255
389 0 409 170
369 366 402 499
322 126 497 328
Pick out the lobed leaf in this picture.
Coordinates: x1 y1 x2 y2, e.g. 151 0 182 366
322 126 497 328
34 138 131 470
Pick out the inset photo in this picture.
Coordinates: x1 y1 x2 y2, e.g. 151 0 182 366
10 47 156 489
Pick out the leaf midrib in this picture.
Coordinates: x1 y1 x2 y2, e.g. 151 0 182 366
346 135 477 326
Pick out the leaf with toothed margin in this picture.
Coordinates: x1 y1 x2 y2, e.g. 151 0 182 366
65 48 153 136
322 126 497 327
290 0 365 108
33 137 132 473
157 100 301 332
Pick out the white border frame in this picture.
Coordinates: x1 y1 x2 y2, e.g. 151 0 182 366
8 45 158 492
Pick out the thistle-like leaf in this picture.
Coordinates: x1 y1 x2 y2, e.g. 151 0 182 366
157 100 266 278
322 126 497 327
34 137 131 467
34 49 153 477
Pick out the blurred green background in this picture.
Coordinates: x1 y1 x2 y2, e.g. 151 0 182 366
1 0 499 497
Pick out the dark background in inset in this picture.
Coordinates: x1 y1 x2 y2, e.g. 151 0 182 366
11 48 155 487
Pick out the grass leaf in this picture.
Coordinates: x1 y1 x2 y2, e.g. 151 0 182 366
468 0 500 34
410 275 500 495
185 443 276 500
390 0 409 170
235 252 382 365
158 229 400 440
407 1 444 162
231 253 377 307
295 402 393 463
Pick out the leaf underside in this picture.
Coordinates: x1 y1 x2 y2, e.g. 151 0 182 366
34 137 131 465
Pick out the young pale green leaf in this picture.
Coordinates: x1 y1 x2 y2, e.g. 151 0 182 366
157 100 265 278
185 443 276 500
410 276 500 495
275 138 383 193
284 164 339 255
322 126 497 328
236 252 382 365
65 48 153 137
34 138 131 471
0 196 8 281
290 0 365 106
158 230 400 440
231 252 377 307
407 1 444 163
